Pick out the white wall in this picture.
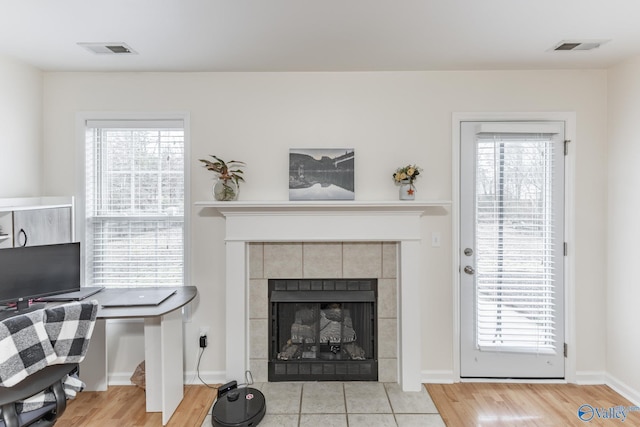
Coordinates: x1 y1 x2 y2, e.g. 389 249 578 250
0 55 42 197
607 56 640 402
42 70 608 383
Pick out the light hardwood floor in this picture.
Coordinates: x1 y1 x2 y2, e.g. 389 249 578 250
56 382 640 426
426 383 640 427
56 385 217 427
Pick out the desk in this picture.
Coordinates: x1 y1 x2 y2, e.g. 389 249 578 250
80 286 197 426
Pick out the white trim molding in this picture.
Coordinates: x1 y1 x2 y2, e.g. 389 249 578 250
422 370 455 384
575 371 606 385
606 373 640 406
184 370 227 386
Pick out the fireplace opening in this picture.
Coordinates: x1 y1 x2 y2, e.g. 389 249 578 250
268 279 377 382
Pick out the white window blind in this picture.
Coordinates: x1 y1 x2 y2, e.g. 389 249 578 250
85 120 185 287
474 131 561 354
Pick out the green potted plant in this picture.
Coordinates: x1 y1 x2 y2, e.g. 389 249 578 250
199 155 245 201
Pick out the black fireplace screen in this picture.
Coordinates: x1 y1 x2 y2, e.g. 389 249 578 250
268 279 377 381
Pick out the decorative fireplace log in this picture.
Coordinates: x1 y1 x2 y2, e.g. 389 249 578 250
291 323 315 343
277 340 302 360
289 307 356 344
319 309 356 343
343 342 366 360
277 339 366 361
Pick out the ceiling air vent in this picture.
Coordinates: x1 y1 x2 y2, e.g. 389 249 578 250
551 40 610 51
78 42 137 55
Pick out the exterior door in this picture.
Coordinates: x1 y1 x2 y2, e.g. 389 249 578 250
460 121 565 378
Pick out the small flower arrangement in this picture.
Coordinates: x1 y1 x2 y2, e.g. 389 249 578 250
393 164 422 184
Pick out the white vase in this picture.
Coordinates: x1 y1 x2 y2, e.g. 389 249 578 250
213 178 238 201
399 180 415 200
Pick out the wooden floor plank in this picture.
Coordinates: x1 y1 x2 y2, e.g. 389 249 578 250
426 383 640 427
56 385 218 427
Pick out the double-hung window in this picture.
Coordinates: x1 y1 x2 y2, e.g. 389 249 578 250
83 118 186 288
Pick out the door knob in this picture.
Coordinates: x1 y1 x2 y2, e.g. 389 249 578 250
464 266 475 275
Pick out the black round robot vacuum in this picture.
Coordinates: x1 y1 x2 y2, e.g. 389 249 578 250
212 386 266 427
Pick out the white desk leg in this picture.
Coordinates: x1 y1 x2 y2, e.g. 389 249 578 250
160 310 184 425
79 319 108 391
144 310 184 425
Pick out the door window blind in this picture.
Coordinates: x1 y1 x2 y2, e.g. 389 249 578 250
474 131 561 354
85 120 185 287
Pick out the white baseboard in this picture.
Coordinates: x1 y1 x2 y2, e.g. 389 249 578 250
184 370 227 386
108 372 135 386
606 373 640 406
111 368 638 404
420 370 603 385
422 370 455 384
108 370 227 387
575 371 606 385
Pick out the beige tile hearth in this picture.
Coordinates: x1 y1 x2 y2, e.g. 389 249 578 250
300 414 347 427
258 382 304 414
201 382 445 427
345 382 392 413
378 358 398 383
300 382 345 413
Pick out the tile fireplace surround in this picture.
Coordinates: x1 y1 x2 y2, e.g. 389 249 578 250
196 201 448 392
254 246 391 383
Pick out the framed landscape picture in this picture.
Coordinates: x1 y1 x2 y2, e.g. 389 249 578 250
289 148 355 200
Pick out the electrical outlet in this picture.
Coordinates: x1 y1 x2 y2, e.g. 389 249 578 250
199 335 208 348
199 326 209 337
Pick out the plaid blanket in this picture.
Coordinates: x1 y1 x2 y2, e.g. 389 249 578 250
0 300 98 414
14 373 86 413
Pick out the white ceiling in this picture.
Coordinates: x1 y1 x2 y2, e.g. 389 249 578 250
1 0 640 72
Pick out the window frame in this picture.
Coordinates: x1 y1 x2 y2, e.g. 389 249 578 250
75 112 191 288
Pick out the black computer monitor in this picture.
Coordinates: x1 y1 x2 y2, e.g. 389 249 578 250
0 242 81 316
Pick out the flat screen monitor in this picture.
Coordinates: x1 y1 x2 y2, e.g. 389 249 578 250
0 242 81 316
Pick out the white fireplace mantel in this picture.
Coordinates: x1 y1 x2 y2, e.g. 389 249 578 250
196 200 450 391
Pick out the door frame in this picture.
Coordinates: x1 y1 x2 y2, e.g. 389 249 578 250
451 112 576 383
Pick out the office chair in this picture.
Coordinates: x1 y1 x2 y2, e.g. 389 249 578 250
0 301 98 427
